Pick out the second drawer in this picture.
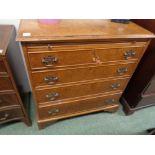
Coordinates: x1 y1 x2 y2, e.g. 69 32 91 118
32 62 136 88
35 77 129 104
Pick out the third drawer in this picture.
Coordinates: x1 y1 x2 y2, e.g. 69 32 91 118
35 77 129 104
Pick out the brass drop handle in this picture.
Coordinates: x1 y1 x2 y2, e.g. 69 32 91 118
105 98 115 104
46 92 59 101
44 76 59 85
47 44 53 50
0 113 9 121
111 83 121 90
42 56 58 67
124 50 136 60
48 109 59 115
117 67 128 75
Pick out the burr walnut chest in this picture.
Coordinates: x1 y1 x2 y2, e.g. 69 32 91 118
17 19 154 129
0 25 31 126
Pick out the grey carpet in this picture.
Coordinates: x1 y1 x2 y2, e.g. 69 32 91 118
0 96 155 135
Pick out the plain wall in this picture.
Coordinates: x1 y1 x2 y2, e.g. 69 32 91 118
0 19 31 92
0 19 20 29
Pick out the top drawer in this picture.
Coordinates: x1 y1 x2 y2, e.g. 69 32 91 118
0 60 7 74
27 42 146 70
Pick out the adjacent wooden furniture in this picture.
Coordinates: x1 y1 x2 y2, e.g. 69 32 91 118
147 128 155 135
17 19 154 129
0 25 31 126
121 20 155 115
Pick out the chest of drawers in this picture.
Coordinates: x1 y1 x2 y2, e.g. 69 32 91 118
0 25 31 126
17 19 154 129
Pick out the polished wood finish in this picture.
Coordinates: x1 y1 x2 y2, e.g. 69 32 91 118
26 42 146 52
0 26 14 56
0 60 7 73
28 43 145 70
0 93 19 108
32 62 136 88
36 78 129 104
121 20 155 115
0 107 23 124
38 92 122 120
0 76 14 91
17 19 154 129
16 20 154 42
0 25 31 126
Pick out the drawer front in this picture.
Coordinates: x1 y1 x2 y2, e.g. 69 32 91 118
28 46 144 70
0 107 24 123
28 49 96 70
38 92 121 120
36 78 129 104
0 76 14 91
0 94 20 108
32 63 136 88
96 47 144 62
0 60 7 73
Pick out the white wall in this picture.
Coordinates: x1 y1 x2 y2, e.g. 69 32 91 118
0 19 31 92
0 19 20 29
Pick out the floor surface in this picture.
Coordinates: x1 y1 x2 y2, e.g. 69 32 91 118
0 97 155 135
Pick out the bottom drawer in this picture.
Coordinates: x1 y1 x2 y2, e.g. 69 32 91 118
38 92 121 120
36 77 129 104
0 107 24 124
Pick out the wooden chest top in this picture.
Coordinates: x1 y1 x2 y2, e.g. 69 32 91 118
0 25 14 56
16 19 155 42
